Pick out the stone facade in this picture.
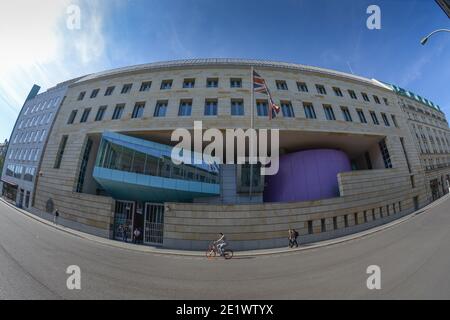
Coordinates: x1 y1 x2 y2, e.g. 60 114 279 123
29 59 448 250
396 93 450 201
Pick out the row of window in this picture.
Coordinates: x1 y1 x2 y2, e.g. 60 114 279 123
412 124 450 154
18 112 53 130
23 97 61 116
12 130 47 145
5 164 36 182
405 102 447 125
306 201 404 234
67 100 400 125
423 158 450 171
78 78 231 101
8 148 40 162
407 109 449 130
76 78 390 106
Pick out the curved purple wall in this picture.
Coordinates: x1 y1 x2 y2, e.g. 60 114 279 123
263 149 351 203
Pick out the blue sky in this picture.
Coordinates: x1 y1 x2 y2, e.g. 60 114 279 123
0 0 449 141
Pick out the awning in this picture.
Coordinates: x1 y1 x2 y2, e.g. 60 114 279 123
1 179 18 187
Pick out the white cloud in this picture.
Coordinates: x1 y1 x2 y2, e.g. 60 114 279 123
0 0 110 140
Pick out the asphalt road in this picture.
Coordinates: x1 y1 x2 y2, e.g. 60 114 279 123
1 197 450 300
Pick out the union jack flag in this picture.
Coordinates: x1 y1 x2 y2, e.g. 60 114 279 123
253 70 280 119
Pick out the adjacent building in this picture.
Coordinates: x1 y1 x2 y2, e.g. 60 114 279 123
3 59 449 250
390 84 450 201
1 79 81 208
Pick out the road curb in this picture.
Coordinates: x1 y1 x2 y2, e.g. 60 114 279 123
1 195 448 258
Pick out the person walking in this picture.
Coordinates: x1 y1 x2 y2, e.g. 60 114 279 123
54 209 60 225
133 227 141 244
123 224 128 242
288 229 299 248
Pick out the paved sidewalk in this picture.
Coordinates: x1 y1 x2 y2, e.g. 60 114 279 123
1 195 448 257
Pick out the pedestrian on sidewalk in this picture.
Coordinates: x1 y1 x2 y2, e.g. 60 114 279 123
54 209 60 225
123 224 128 242
133 227 141 244
288 229 299 248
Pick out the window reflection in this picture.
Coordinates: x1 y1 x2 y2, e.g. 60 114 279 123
96 138 219 185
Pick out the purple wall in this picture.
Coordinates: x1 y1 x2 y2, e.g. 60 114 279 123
263 149 351 203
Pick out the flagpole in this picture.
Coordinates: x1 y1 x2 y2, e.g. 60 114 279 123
249 66 254 201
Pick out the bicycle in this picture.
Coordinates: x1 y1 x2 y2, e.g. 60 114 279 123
206 241 234 259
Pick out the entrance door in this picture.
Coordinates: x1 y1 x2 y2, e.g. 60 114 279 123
144 203 164 245
25 191 30 208
430 179 439 201
114 201 134 242
18 189 24 208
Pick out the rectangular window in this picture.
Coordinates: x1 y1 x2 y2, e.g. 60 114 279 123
95 106 107 121
373 95 381 104
40 130 46 142
76 139 93 193
80 108 91 123
105 86 115 96
140 81 152 92
231 99 244 116
77 91 86 101
160 80 173 90
207 78 218 88
297 82 308 92
362 92 370 102
121 83 133 94
256 100 269 117
341 107 353 122
365 152 373 169
276 80 288 90
112 104 125 120
303 102 317 119
410 175 415 188
370 111 380 125
67 110 78 124
379 139 393 168
154 101 168 117
132 102 145 119
281 101 295 118
321 219 326 232
230 78 242 88
383 98 389 106
333 87 343 97
183 78 195 88
381 113 390 126
348 90 357 99
357 109 367 123
391 115 399 128
28 149 34 161
54 135 68 169
178 100 192 116
323 105 336 120
400 137 412 173
316 84 327 95
90 89 100 98
204 99 218 116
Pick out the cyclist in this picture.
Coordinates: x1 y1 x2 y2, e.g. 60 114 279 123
215 233 228 256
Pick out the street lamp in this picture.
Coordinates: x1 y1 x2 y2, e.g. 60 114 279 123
420 29 450 45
